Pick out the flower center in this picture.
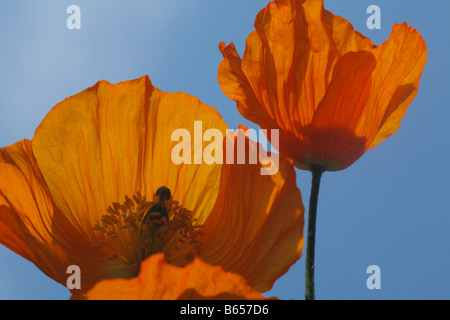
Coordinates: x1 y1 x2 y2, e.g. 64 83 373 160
92 189 204 273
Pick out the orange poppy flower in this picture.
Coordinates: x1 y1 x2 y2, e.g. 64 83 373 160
218 0 428 171
0 75 304 298
218 0 427 300
86 253 268 300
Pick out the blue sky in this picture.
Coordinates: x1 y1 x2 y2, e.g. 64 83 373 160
0 0 449 300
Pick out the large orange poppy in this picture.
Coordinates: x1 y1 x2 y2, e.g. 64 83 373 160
218 0 427 171
0 75 304 298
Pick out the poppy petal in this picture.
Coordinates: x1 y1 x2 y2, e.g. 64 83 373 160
218 41 277 130
85 253 268 300
323 6 375 55
305 51 376 170
32 76 228 240
0 140 134 293
200 131 304 292
0 140 69 284
363 23 428 148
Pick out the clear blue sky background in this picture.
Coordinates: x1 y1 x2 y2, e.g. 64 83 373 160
0 0 448 300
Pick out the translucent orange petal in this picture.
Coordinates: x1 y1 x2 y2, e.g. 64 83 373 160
0 140 132 293
323 6 375 55
311 52 375 132
365 23 428 148
85 254 268 300
218 40 310 165
304 51 375 170
199 129 304 292
218 0 371 131
0 140 69 284
32 75 228 240
218 41 278 131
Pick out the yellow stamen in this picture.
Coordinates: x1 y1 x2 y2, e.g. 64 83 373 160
92 190 203 274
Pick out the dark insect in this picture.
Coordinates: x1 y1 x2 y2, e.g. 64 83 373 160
142 186 171 225
140 186 172 258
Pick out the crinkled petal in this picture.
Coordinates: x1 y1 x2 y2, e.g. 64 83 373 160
304 51 375 170
0 140 68 284
85 253 268 300
364 23 428 148
217 0 373 166
0 140 132 294
32 76 228 242
200 129 304 292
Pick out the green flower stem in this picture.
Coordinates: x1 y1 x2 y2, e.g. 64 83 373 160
305 166 324 300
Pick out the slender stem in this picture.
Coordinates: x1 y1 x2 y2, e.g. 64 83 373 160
305 166 324 300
